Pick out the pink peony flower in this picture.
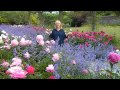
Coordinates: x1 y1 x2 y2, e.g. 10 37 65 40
5 70 10 75
64 38 68 43
52 53 60 62
108 36 112 41
48 76 56 79
45 48 50 53
1 61 10 68
82 69 89 75
50 40 55 45
36 35 44 42
11 39 19 47
19 38 27 46
24 52 30 59
104 42 109 45
71 60 77 65
107 52 120 64
46 64 55 73
9 69 27 79
38 40 44 46
85 42 89 47
10 57 22 67
79 44 83 48
93 39 97 42
26 65 35 74
99 38 102 41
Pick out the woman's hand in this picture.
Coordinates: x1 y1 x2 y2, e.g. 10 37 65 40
45 29 51 35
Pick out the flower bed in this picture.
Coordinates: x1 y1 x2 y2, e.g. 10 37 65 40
67 31 117 47
0 25 120 79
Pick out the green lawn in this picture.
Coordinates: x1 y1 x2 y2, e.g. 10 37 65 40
65 25 120 49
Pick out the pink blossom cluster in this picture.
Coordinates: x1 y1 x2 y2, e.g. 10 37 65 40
107 52 120 64
67 31 113 46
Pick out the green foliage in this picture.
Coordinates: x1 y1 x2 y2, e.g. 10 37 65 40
0 16 9 24
0 49 14 61
29 13 40 26
109 34 118 46
25 56 53 79
96 11 116 16
0 11 29 24
43 13 58 28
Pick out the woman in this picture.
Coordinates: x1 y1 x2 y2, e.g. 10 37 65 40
49 20 67 45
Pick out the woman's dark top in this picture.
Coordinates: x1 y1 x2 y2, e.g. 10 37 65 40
49 29 67 45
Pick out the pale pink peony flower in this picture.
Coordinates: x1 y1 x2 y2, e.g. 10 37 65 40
50 40 55 45
45 48 50 53
45 41 50 45
7 66 23 74
11 39 19 47
10 57 22 67
46 64 55 73
116 49 119 53
9 69 27 79
19 38 27 46
36 35 44 42
4 44 11 50
99 38 102 41
82 69 89 75
47 45 51 48
26 40 32 46
71 60 76 65
24 52 30 59
93 39 97 42
3 37 9 43
1 61 10 68
38 40 44 46
4 43 8 45
107 52 120 64
52 53 60 62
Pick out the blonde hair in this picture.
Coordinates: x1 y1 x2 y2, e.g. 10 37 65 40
54 20 62 29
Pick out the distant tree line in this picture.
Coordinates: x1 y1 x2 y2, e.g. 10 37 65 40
0 11 119 28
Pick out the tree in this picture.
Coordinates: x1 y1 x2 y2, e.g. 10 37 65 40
114 11 120 16
71 11 89 27
91 11 96 31
58 11 63 21
28 11 32 25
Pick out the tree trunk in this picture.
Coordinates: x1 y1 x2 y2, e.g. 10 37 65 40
58 11 63 21
91 11 96 31
28 11 31 25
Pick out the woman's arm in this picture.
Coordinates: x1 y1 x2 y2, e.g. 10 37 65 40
63 30 67 39
49 30 53 39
